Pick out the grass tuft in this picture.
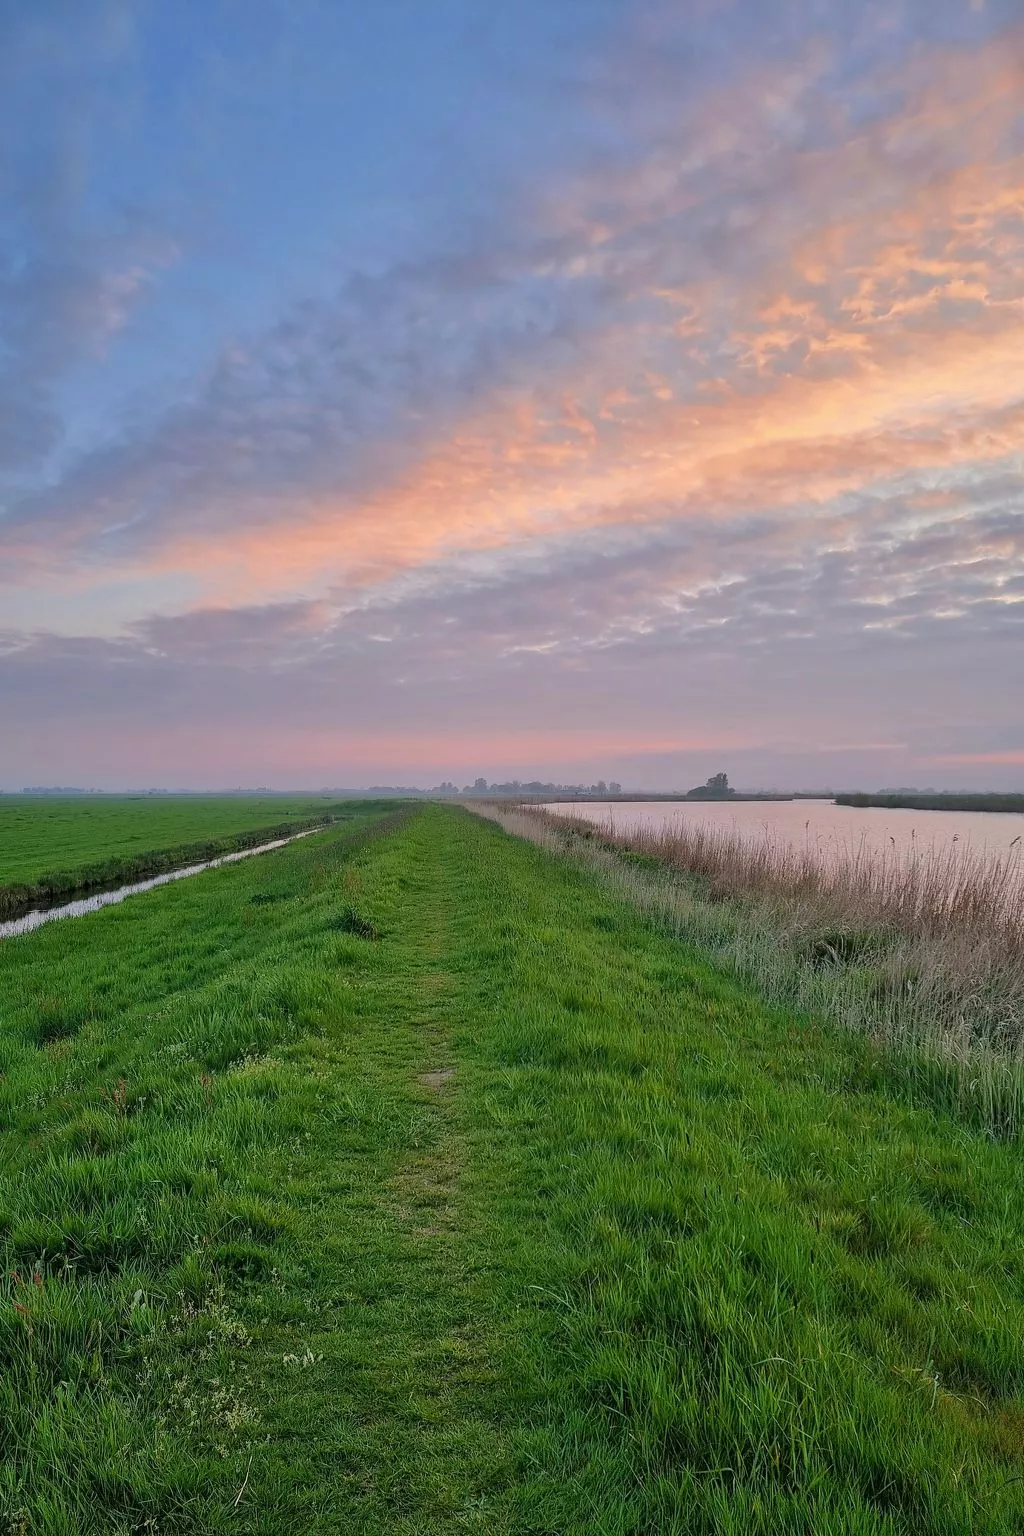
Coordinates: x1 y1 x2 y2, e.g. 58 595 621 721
332 905 381 940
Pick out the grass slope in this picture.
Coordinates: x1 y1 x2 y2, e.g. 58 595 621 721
1 806 1023 1532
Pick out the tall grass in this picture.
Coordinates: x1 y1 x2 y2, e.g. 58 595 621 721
473 803 1024 1138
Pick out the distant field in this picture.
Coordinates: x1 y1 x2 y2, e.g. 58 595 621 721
0 796 357 888
3 804 1024 1532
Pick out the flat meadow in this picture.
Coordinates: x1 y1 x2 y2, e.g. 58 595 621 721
2 799 1024 1533
0 796 373 919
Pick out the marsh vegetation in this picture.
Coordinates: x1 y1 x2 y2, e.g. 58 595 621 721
837 792 1024 814
483 803 1024 1138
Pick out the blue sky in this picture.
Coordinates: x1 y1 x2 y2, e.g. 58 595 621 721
1 0 1022 788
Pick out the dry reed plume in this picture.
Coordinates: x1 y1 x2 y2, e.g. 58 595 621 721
470 802 1024 1139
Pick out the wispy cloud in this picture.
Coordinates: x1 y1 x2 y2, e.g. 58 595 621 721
1 1 1021 785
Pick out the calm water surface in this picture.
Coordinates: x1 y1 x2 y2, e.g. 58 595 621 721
544 800 1024 860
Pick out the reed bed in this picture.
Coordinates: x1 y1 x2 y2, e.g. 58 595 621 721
582 808 1024 943
472 803 1024 1139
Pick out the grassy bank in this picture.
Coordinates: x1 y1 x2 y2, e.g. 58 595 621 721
0 797 400 920
3 805 1024 1531
483 803 1024 1138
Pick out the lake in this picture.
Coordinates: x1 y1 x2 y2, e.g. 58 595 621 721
542 799 1024 861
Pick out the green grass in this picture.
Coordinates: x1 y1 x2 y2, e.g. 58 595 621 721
2 805 1024 1532
0 795 373 886
489 804 1024 1138
0 795 401 919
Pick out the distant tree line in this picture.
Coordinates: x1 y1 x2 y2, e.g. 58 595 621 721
21 786 90 794
387 772 749 800
837 791 1024 814
449 778 624 796
685 772 735 800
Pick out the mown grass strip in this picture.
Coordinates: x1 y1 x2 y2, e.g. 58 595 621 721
2 805 1024 1532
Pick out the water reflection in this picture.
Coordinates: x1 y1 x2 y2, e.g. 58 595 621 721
544 799 1024 860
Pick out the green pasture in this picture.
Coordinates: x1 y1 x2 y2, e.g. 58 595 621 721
1 805 1022 1532
0 795 400 918
0 795 368 888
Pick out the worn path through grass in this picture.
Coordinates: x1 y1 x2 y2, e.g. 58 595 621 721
3 805 1024 1532
237 808 512 1531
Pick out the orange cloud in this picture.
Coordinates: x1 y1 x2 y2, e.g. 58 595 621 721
9 22 1024 633
937 752 1024 767
156 294 1024 611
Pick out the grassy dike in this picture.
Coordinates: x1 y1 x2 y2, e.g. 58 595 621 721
2 805 1024 1532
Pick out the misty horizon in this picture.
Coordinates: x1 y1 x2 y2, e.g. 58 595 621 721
6 778 1017 799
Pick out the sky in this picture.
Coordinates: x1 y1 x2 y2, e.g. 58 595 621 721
1 0 1022 791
